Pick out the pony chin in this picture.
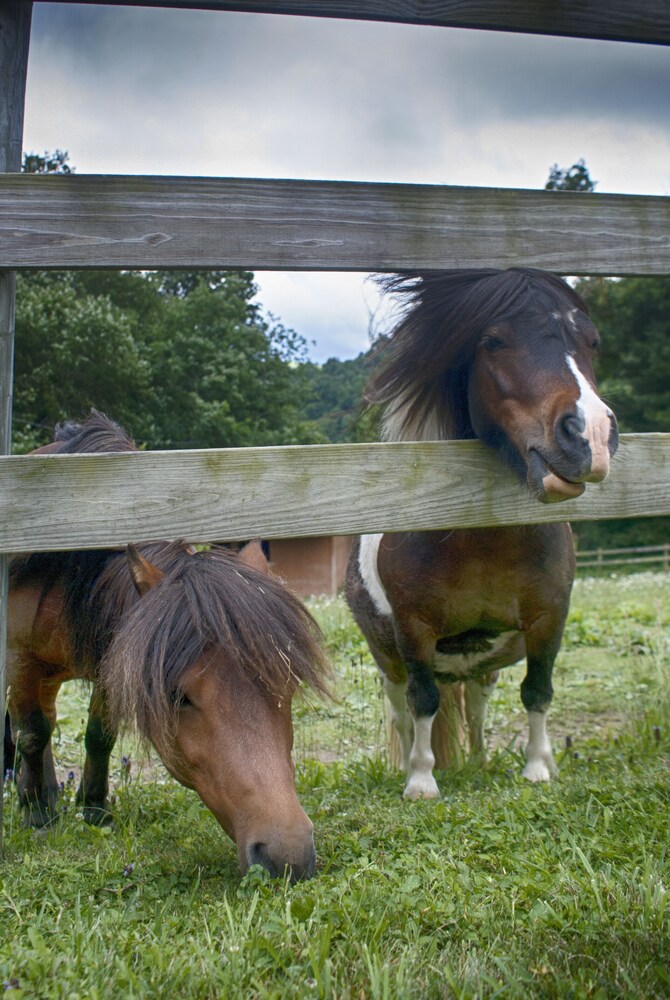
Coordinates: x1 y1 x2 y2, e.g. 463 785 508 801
527 450 586 504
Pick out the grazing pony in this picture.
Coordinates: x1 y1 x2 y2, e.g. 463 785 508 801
346 269 618 799
7 411 330 879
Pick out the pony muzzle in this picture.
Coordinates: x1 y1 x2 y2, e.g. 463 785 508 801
527 449 586 504
241 824 316 882
529 407 618 503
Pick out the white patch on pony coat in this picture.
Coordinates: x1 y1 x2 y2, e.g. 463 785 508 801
382 398 442 443
404 713 440 800
552 308 580 332
565 353 613 479
566 353 613 422
522 710 556 782
434 632 519 681
382 675 411 772
358 534 392 616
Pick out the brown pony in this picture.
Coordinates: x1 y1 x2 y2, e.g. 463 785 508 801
346 269 618 799
7 411 330 879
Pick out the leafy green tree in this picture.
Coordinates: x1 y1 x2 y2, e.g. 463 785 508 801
13 272 152 451
302 354 370 442
545 158 596 192
578 276 670 433
14 268 323 451
14 153 323 451
143 271 323 448
22 149 73 175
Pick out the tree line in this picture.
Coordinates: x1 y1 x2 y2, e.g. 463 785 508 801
13 154 670 548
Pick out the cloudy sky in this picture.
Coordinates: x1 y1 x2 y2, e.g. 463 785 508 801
23 3 670 360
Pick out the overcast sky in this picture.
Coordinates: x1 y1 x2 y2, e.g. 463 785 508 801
23 3 670 361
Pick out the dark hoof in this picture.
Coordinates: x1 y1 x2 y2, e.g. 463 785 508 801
21 803 61 829
82 805 114 827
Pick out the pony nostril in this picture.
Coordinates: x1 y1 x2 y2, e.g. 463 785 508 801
608 412 620 456
559 412 585 440
245 838 316 882
247 842 279 878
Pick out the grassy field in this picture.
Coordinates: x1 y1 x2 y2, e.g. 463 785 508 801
1 572 669 998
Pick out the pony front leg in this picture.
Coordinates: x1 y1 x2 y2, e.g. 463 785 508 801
76 685 117 825
520 648 558 782
404 662 440 800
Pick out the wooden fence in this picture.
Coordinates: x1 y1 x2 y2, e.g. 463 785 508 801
576 543 670 572
1 1 670 840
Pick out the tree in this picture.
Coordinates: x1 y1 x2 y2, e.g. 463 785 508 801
14 153 323 451
302 354 371 442
577 276 670 433
142 271 324 448
22 149 73 174
545 158 596 192
13 272 152 451
14 267 324 451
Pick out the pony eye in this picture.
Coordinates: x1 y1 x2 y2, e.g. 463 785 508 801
173 689 193 709
481 335 505 352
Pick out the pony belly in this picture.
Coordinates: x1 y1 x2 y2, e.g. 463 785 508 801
433 631 523 683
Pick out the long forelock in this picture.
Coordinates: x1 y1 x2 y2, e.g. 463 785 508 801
102 547 330 761
372 269 585 441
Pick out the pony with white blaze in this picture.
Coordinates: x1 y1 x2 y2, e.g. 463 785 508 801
346 268 618 799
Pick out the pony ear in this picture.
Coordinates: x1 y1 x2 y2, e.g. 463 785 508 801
127 544 164 595
237 539 270 576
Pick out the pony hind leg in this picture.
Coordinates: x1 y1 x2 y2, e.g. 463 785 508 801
381 674 412 773
76 685 117 825
464 673 499 765
10 665 61 827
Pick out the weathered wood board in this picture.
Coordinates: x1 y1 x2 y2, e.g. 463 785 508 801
2 175 670 274
0 434 667 554
1 0 34 846
35 0 670 47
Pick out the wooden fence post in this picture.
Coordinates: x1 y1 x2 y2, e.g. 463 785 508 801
0 0 33 852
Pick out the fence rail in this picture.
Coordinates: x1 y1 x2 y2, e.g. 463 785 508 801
576 543 670 570
0 433 668 554
36 0 670 47
2 175 670 274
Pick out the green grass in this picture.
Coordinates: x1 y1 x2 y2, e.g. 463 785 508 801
2 573 669 998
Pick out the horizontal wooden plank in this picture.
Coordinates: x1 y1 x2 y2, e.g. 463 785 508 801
2 175 670 274
36 1 670 47
0 434 667 554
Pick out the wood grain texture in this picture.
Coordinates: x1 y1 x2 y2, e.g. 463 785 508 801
35 1 670 46
0 0 32 847
2 174 670 274
0 434 667 554
0 1 32 174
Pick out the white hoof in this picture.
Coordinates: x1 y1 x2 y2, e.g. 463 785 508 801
403 773 440 800
522 758 555 782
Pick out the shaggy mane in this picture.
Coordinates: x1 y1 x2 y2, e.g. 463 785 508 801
53 408 137 453
369 268 589 441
